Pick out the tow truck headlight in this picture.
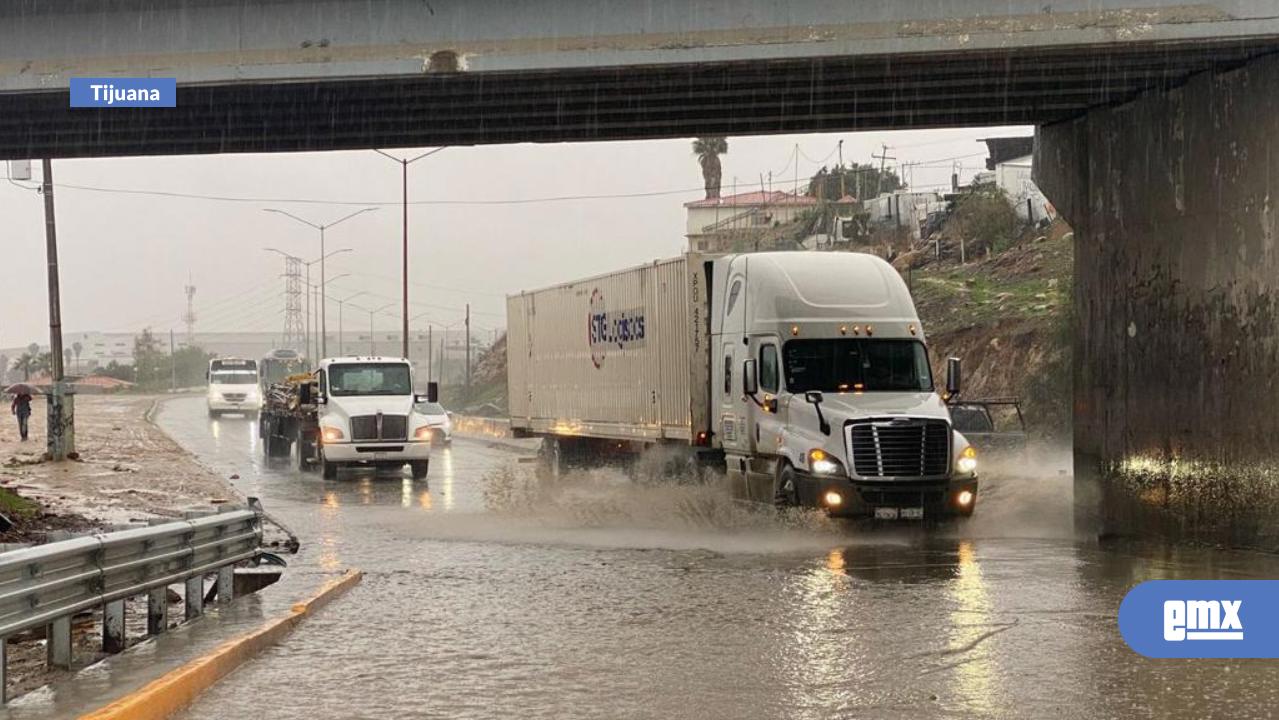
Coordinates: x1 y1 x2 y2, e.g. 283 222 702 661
321 426 344 442
808 449 844 476
957 446 978 474
414 426 434 440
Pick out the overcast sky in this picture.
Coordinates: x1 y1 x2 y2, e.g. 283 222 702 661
0 125 1030 350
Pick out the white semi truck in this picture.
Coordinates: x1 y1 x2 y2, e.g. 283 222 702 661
259 356 439 480
507 252 979 519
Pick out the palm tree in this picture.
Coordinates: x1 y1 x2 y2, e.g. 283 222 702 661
12 354 35 381
72 341 82 374
692 136 728 200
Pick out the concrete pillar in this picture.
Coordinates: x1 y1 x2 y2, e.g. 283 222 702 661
1036 53 1279 547
217 566 235 603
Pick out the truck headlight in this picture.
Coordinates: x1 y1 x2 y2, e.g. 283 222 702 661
414 426 434 440
321 426 344 442
957 446 978 474
808 449 844 476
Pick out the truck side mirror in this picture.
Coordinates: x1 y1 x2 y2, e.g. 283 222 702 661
427 381 439 403
946 357 962 398
742 359 758 396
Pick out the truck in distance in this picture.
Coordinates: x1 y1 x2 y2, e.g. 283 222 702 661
207 357 261 418
258 356 439 480
506 251 979 520
260 348 310 389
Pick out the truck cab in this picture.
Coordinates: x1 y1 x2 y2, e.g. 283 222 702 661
312 357 437 480
712 252 978 520
207 358 261 418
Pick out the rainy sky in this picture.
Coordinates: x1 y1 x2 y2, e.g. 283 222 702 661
0 126 1029 349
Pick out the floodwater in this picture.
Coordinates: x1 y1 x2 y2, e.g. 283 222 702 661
78 399 1279 717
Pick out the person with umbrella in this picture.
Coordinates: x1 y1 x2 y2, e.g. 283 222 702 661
7 384 33 442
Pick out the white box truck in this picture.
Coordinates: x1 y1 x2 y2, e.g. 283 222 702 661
507 252 979 519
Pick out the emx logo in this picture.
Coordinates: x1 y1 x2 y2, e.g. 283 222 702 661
1120 581 1278 657
1164 600 1243 641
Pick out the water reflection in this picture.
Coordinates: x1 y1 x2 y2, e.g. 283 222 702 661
943 541 1001 714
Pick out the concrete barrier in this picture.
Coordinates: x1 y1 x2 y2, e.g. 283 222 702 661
79 569 363 720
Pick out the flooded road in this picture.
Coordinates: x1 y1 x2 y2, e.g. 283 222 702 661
149 397 1279 719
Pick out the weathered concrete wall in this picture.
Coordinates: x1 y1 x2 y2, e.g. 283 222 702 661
1036 52 1279 547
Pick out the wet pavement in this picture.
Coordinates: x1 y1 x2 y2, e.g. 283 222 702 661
39 398 1279 719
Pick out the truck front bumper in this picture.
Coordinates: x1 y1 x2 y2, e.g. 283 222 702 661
207 398 260 413
321 440 431 463
798 473 978 519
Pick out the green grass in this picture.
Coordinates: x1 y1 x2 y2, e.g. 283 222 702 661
909 268 1065 334
0 488 40 519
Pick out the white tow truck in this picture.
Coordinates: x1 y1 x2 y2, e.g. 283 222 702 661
507 251 979 520
259 356 438 480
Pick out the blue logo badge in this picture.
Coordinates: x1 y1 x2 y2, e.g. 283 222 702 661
70 78 176 108
1119 580 1279 658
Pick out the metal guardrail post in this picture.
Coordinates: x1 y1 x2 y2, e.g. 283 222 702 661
48 616 72 669
217 566 235 603
185 577 203 620
147 587 168 635
103 600 125 654
0 638 7 704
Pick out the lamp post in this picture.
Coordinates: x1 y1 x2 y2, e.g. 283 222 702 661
372 148 446 360
352 303 396 355
304 273 350 358
265 247 352 360
263 207 377 357
335 291 367 356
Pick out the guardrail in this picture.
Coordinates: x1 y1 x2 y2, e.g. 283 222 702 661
451 415 512 439
0 507 262 703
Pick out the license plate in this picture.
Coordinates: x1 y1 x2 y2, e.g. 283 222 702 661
901 507 925 520
874 507 899 520
874 507 925 520
371 452 389 460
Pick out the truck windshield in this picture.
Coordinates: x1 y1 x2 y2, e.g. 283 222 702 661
209 371 257 385
783 339 933 393
328 363 412 396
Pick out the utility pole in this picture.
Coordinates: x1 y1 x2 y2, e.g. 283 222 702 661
872 144 896 197
837 139 845 198
170 329 177 393
41 159 73 460
464 304 471 394
427 325 433 382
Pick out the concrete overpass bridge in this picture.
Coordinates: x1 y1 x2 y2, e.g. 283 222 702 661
4 0 1279 546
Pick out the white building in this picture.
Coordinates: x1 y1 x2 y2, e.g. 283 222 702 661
863 191 947 240
993 155 1055 224
684 190 818 252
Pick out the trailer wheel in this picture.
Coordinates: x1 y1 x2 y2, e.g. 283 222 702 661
297 434 315 471
538 437 562 480
774 462 800 508
410 461 429 480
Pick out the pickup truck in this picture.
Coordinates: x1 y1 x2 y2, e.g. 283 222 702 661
259 356 438 480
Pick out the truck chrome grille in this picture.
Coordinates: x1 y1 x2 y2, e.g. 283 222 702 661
351 414 408 441
221 393 246 402
848 418 950 479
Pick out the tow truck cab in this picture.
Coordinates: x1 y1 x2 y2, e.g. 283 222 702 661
312 357 438 480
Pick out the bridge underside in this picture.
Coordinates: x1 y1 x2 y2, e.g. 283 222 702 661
2 41 1278 159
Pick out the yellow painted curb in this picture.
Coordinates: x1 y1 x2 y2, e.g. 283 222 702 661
79 569 364 720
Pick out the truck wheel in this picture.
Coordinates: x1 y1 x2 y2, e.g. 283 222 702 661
207 408 219 419
538 437 562 479
410 461 429 480
297 438 313 471
321 455 339 480
774 463 800 508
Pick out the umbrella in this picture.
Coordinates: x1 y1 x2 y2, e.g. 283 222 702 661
4 383 36 395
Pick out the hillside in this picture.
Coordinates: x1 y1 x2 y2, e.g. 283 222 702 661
904 217 1073 437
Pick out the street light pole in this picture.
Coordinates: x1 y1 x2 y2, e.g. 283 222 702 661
373 148 445 359
264 207 377 358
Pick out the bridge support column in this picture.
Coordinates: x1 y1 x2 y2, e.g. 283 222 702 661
1036 53 1279 547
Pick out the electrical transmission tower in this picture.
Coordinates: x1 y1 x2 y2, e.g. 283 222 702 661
183 277 197 341
282 256 305 352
